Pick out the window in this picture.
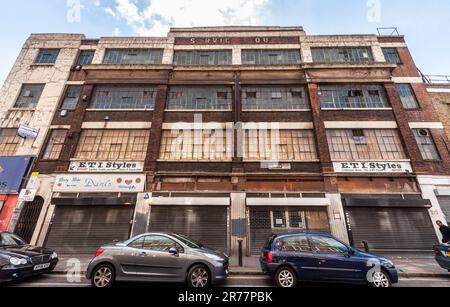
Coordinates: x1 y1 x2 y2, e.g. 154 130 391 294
275 235 312 253
242 87 309 110
74 130 150 160
159 129 232 161
326 129 406 160
413 129 440 160
173 50 232 65
243 130 318 161
142 236 176 252
128 236 145 249
167 87 232 110
0 129 22 156
35 49 60 64
318 85 389 109
310 236 349 254
14 84 45 109
42 130 67 160
396 84 419 109
77 50 95 65
61 86 82 110
382 48 401 64
103 49 163 64
90 86 156 110
242 50 301 65
311 47 374 63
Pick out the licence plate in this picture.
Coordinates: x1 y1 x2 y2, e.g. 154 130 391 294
34 263 51 271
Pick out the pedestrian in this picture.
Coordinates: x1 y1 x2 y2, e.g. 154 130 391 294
436 220 450 244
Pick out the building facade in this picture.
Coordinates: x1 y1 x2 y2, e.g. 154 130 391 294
2 27 449 256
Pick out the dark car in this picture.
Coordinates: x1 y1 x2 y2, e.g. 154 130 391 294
260 231 398 288
434 244 450 272
0 232 58 283
86 233 229 288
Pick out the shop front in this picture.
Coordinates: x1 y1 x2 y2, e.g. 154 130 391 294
44 173 146 254
0 157 34 231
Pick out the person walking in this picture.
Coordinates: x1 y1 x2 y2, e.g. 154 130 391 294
436 220 450 244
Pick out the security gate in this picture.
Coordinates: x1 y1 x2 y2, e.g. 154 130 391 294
249 207 330 255
437 196 450 224
45 205 135 254
148 206 229 253
14 197 44 243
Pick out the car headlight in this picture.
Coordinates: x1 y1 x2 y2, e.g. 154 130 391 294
383 259 395 268
205 254 225 262
51 252 58 260
9 257 28 266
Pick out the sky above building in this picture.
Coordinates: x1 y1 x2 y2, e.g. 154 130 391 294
0 0 449 85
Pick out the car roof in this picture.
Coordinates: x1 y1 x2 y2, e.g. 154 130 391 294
274 231 333 237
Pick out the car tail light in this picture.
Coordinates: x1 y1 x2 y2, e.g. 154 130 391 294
434 247 441 257
95 249 105 258
265 251 273 263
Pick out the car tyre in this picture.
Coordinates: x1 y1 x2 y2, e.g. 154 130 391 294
187 264 211 288
369 270 392 288
91 264 115 288
275 266 297 288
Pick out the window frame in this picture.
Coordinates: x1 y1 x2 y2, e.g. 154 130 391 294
412 129 441 161
89 85 156 110
396 84 420 110
13 84 45 109
241 49 302 65
35 49 60 65
311 47 374 63
318 84 390 109
77 50 95 65
42 130 68 161
166 86 233 111
173 50 232 65
0 128 23 156
382 47 402 64
103 49 164 65
242 86 310 111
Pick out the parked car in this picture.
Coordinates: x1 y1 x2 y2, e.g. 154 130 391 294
86 233 229 288
260 231 398 288
0 232 58 283
434 244 450 272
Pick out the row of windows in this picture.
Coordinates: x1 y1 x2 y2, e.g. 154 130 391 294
12 83 422 111
35 47 402 66
26 128 441 163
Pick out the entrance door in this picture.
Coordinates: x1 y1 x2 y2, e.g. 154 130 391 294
14 197 44 243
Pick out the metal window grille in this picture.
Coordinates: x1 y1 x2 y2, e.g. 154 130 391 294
90 86 156 110
14 84 45 109
242 86 309 110
103 49 164 64
43 130 67 160
318 84 389 109
311 47 374 63
326 129 406 160
74 130 150 160
167 87 232 110
242 50 301 65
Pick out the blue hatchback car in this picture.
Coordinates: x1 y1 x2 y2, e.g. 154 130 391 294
260 231 398 288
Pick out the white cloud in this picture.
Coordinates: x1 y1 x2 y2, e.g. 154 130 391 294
108 0 270 36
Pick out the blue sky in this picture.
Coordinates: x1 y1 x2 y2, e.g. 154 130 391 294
1 0 449 85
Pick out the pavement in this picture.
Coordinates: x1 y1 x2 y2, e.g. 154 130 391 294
53 252 450 279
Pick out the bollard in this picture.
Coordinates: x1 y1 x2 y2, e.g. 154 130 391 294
238 240 243 267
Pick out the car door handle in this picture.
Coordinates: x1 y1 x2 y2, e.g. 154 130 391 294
319 260 327 264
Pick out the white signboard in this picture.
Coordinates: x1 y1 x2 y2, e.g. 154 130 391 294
54 174 146 193
69 161 144 173
18 189 37 202
333 162 413 173
17 125 39 139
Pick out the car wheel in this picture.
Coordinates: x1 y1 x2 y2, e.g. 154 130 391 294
370 270 392 288
187 265 211 288
275 267 297 288
91 264 115 288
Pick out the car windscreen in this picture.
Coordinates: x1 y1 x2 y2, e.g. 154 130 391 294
0 233 27 247
171 234 203 249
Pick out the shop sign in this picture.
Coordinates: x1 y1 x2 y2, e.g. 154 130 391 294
333 161 413 173
0 157 33 194
69 161 144 173
17 125 39 139
18 189 37 202
54 174 146 193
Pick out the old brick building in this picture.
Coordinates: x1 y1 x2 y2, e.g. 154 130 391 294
2 26 449 256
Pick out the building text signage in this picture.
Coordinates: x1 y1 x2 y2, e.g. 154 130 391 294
333 162 413 174
54 174 146 193
175 36 300 45
69 161 144 173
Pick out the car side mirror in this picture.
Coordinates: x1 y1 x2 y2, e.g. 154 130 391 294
348 248 356 256
169 247 179 256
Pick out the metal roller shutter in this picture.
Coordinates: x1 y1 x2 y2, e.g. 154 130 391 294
148 206 228 253
346 207 438 251
437 197 450 224
45 206 135 254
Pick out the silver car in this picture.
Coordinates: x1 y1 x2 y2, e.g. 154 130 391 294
86 233 229 288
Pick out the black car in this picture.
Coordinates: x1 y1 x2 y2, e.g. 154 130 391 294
0 232 59 283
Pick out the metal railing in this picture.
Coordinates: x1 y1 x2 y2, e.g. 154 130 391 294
377 27 400 36
421 74 450 84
